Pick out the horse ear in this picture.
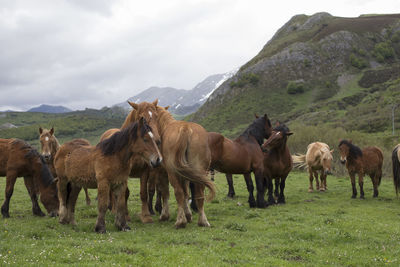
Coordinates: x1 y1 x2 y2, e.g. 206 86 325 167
264 114 269 120
275 121 280 127
152 99 159 106
50 127 54 135
128 101 138 110
330 149 334 153
287 131 293 136
39 127 43 134
164 105 170 110
52 177 58 184
254 113 259 119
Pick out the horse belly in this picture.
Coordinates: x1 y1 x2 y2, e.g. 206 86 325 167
65 156 96 187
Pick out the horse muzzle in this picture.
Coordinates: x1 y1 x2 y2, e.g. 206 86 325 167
150 156 162 168
340 160 346 165
325 170 332 175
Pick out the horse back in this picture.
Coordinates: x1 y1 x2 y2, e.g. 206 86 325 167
362 146 383 173
99 128 119 142
54 139 91 178
0 139 11 175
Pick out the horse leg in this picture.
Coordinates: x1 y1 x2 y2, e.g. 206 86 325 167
168 173 188 228
350 173 357 198
114 182 130 231
66 185 82 225
243 173 256 207
147 174 156 215
194 183 210 227
265 176 275 205
83 187 91 206
140 171 153 224
255 170 267 208
308 169 314 193
210 169 215 181
155 188 162 214
95 181 110 233
274 178 280 200
314 171 320 191
278 177 287 204
182 180 192 223
373 171 381 197
1 171 18 218
158 175 170 221
358 173 364 199
189 182 198 212
319 173 326 192
22 176 45 217
226 174 235 198
57 178 70 224
124 187 131 222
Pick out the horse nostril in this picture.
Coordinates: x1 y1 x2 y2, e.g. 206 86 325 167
151 157 162 168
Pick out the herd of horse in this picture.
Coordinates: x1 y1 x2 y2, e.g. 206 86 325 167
1 100 400 233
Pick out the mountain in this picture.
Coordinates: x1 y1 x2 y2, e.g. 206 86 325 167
28 104 73 113
188 13 400 137
115 69 237 115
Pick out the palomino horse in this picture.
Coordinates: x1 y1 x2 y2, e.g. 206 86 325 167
0 139 58 218
338 139 383 199
99 100 169 223
39 127 91 205
292 142 334 192
54 118 162 233
261 123 293 204
205 114 272 208
393 144 400 196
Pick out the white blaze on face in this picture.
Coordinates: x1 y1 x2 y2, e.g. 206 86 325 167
148 131 154 139
45 137 49 142
148 111 152 118
147 131 163 161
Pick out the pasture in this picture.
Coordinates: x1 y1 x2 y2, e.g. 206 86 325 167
0 171 399 266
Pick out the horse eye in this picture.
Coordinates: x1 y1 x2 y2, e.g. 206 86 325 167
156 140 161 146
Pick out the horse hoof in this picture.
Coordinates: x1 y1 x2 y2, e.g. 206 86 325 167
140 215 153 224
256 202 268 209
175 222 187 229
2 212 10 218
34 210 46 217
185 214 192 223
122 225 131 232
95 225 106 233
308 189 313 193
198 221 211 227
155 205 162 214
351 195 356 199
48 211 58 217
86 201 91 206
248 200 257 208
190 203 199 213
159 214 170 221
227 193 235 198
360 196 365 199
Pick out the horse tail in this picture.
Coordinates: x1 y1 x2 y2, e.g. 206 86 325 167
392 145 400 196
292 153 308 169
170 126 216 201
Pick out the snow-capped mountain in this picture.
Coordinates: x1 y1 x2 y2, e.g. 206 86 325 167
115 68 238 115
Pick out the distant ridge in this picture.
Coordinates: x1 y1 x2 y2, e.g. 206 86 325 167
28 104 73 113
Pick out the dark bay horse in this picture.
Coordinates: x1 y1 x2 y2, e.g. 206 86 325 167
205 114 272 208
292 142 334 192
39 127 91 205
338 139 383 199
0 138 58 218
393 144 400 196
54 119 162 233
261 123 293 204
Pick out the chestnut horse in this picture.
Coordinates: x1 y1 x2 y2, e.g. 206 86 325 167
39 127 91 205
261 123 293 204
292 142 334 192
392 144 400 196
100 100 169 223
338 139 383 199
54 119 162 233
0 139 59 218
205 114 272 208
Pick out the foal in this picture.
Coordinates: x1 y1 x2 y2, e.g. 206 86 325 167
338 139 383 198
39 127 92 205
54 119 162 233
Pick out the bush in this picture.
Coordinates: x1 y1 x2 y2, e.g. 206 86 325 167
287 81 305 94
349 53 368 69
373 42 395 61
230 73 260 88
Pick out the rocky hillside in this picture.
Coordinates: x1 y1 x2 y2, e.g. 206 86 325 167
28 104 73 113
189 13 400 137
116 69 237 115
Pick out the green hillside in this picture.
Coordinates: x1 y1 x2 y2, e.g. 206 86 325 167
0 107 126 148
189 13 400 138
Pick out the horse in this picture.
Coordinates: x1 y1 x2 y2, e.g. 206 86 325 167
39 127 92 206
0 138 59 218
261 123 293 204
392 144 400 196
99 100 169 223
204 114 272 208
338 139 383 199
292 142 334 192
54 118 162 233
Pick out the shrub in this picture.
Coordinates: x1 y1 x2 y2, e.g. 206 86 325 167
373 42 395 61
230 73 260 88
287 81 305 94
349 53 367 69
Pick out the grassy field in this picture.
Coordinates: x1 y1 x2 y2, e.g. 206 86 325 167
0 171 399 266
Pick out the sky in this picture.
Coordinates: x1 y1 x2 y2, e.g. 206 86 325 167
1 0 399 111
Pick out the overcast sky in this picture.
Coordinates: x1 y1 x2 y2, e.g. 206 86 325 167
1 0 399 111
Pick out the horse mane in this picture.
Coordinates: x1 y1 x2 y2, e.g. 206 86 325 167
121 109 137 129
97 120 152 156
339 139 362 160
11 139 55 187
156 106 174 132
240 116 271 145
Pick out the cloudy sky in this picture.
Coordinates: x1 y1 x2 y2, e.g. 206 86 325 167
1 0 399 111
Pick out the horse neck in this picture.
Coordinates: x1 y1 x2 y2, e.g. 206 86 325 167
157 109 175 134
121 111 137 129
51 136 60 157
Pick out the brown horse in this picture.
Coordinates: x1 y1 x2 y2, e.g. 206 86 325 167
99 100 169 223
292 142 334 192
39 127 92 205
392 144 400 196
54 118 162 233
338 139 383 199
205 114 272 208
0 139 59 218
261 123 293 204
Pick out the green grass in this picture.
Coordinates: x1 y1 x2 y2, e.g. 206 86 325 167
1 172 399 266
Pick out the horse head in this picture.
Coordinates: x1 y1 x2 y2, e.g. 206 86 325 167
39 127 57 162
338 139 352 164
135 117 163 168
320 148 334 175
261 123 293 152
